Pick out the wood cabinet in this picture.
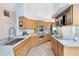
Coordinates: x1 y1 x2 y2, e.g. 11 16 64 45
26 20 37 29
45 34 52 41
19 16 27 29
57 42 64 56
13 41 24 56
30 35 39 47
51 37 64 56
66 6 73 25
56 4 79 26
44 22 51 29
13 38 31 56
19 17 37 30
51 38 58 56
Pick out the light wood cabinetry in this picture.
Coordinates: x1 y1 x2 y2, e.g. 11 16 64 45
66 6 73 25
51 38 58 56
19 17 37 30
44 22 51 29
30 35 39 47
26 19 37 29
45 34 52 41
13 41 24 56
13 39 30 56
51 37 64 56
13 35 39 56
57 42 64 56
56 4 79 26
19 16 27 29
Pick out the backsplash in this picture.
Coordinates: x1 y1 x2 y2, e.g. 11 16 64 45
57 26 79 40
62 26 73 40
74 26 79 37
16 29 35 36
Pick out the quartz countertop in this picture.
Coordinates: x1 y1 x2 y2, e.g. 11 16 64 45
52 35 79 47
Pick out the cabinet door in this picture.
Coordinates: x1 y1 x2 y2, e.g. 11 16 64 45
14 48 23 56
66 6 73 25
26 20 36 29
44 22 51 29
57 42 64 56
22 39 30 56
30 35 39 47
19 16 27 29
45 34 52 41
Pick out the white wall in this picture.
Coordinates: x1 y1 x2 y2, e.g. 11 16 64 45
16 3 25 19
16 3 54 20
0 6 16 41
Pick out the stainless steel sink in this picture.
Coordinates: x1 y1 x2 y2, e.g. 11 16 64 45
54 35 62 39
4 38 24 45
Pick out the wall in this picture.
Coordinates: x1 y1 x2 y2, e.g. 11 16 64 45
16 3 54 20
16 3 25 19
0 7 16 41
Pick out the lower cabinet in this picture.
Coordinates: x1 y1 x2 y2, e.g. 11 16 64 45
51 37 64 56
51 38 58 56
13 35 39 56
57 42 64 56
13 38 30 56
30 35 39 47
45 34 52 41
13 42 23 56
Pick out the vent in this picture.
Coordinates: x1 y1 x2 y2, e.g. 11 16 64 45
4 10 10 17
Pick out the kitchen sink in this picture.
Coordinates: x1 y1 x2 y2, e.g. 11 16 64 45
4 38 24 45
53 35 62 39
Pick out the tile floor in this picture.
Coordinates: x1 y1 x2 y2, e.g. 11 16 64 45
27 42 54 56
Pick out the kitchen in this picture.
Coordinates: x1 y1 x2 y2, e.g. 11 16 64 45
0 3 79 56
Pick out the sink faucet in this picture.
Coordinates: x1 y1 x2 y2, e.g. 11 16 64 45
8 27 16 41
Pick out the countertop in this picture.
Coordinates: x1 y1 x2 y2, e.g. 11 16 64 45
52 35 79 47
0 33 38 48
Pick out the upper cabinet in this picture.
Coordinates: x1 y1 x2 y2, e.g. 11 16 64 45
26 19 36 29
19 16 37 30
66 6 73 25
55 4 79 26
52 3 72 18
19 16 27 29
